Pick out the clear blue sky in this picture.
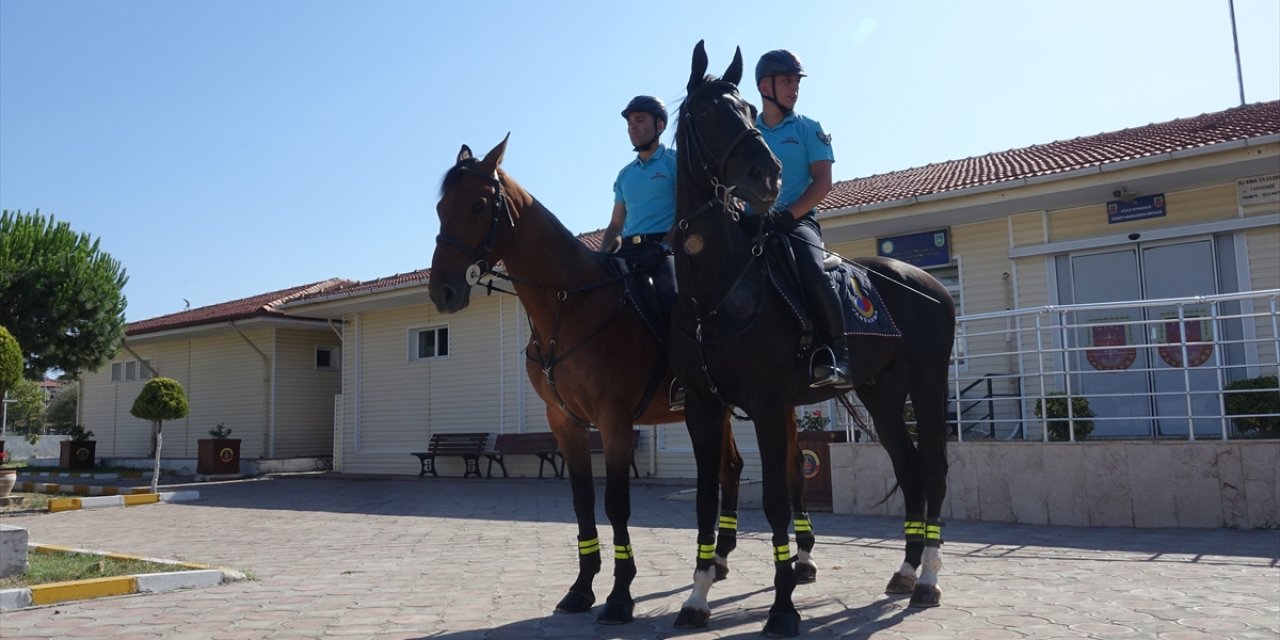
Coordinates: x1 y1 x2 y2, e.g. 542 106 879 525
3 0 1277 323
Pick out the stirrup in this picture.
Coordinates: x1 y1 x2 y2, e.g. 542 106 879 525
808 345 852 389
668 380 686 412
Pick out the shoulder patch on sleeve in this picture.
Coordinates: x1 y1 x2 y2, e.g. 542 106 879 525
816 131 832 145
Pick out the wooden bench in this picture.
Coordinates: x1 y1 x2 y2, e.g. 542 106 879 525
554 429 640 479
412 432 490 478
484 432 561 479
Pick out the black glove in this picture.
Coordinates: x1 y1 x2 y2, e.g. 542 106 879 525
766 209 799 234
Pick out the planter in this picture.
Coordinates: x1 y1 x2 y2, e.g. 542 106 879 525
0 469 15 498
59 440 96 470
198 439 241 475
797 430 847 512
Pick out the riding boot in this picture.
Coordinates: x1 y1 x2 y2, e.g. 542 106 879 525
806 278 853 389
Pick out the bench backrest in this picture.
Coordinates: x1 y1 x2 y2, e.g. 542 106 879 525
427 432 490 454
494 432 559 454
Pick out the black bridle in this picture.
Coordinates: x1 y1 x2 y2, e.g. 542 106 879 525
434 167 515 290
678 80 767 221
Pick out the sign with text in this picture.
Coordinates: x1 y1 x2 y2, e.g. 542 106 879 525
876 228 950 268
1237 173 1280 207
1107 194 1166 224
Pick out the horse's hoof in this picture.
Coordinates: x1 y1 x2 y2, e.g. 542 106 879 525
884 572 916 595
762 610 801 638
713 562 730 582
554 590 596 614
596 596 634 624
674 607 710 629
909 584 942 608
794 562 817 584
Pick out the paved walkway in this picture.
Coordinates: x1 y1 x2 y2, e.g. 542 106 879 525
1 475 1277 639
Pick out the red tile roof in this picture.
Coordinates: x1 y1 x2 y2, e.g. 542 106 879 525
126 278 354 335
822 100 1280 211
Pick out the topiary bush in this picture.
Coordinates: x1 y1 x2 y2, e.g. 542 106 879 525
131 377 189 492
1224 375 1279 438
0 326 22 397
1034 392 1095 441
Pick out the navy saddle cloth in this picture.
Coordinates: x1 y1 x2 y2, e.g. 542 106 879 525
764 259 901 339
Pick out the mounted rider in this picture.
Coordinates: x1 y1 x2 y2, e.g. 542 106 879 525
600 95 684 409
755 49 851 389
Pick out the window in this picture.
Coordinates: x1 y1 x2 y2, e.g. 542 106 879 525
410 326 450 361
316 346 338 369
110 358 153 382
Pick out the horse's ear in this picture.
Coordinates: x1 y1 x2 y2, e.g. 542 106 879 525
723 46 743 86
479 133 510 178
457 144 473 164
688 39 708 93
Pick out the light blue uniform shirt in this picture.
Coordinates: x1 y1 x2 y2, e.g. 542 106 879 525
755 112 835 212
613 144 677 236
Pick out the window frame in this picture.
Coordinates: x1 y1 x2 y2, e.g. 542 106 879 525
408 324 451 362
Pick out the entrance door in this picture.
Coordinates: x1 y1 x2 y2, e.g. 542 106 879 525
1141 240 1219 437
1066 238 1219 438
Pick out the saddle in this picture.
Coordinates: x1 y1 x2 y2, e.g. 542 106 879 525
761 234 902 341
607 254 670 343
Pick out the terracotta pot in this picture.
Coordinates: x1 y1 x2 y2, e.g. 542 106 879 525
0 469 16 499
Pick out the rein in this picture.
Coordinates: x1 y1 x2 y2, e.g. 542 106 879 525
437 166 660 426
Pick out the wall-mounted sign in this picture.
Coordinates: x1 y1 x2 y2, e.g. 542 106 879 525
1237 173 1280 207
876 228 950 268
1107 194 1166 224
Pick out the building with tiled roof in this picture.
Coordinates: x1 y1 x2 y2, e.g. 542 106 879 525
79 100 1279 485
78 278 356 470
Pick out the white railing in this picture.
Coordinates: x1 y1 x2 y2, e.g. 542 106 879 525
937 289 1280 442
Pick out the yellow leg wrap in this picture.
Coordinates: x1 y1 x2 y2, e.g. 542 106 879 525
774 544 791 563
793 518 812 533
578 537 600 555
904 520 926 541
718 515 738 531
697 543 716 560
614 544 634 560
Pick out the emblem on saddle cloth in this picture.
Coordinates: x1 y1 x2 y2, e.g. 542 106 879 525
764 262 901 339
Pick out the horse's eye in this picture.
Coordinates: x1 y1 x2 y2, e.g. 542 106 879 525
472 200 485 214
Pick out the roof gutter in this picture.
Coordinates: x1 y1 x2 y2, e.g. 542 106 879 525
822 134 1280 218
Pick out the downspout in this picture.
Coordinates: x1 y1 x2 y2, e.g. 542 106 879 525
327 318 344 471
232 322 273 458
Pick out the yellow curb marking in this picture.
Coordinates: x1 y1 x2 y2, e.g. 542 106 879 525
48 498 82 512
123 494 160 506
30 576 137 605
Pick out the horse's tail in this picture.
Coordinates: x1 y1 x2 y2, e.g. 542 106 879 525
836 394 902 508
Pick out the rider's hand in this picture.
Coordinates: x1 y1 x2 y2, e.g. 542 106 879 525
766 209 799 234
602 235 622 254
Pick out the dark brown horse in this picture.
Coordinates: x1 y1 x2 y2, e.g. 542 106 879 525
429 137 757 625
669 42 956 637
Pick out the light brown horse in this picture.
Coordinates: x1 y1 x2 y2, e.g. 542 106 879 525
428 137 758 625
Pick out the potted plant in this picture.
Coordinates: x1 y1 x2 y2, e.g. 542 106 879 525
59 424 97 470
795 409 845 512
1034 392 1095 441
1224 375 1280 438
198 422 242 475
0 451 16 499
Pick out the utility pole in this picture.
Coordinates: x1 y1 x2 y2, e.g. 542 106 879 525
1228 0 1246 106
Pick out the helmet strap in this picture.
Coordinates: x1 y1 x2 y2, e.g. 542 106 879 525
763 77 794 116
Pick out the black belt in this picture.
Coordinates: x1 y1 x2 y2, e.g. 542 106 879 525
624 233 667 245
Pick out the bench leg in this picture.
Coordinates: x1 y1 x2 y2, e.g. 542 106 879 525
486 454 508 479
463 455 483 479
419 455 437 478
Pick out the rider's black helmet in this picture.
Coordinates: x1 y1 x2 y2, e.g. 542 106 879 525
755 50 806 84
621 95 668 127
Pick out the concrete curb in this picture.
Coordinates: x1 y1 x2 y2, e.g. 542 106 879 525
17 481 151 497
0 543 244 611
21 471 143 480
46 491 200 512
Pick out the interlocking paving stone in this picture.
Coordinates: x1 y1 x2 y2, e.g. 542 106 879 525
0 475 1275 639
